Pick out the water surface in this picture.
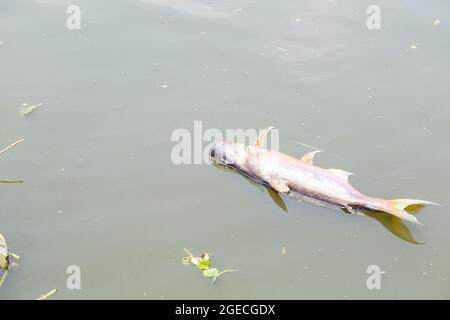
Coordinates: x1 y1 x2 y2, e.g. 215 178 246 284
1 0 449 299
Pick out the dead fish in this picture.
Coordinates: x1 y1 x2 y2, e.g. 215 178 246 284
209 127 437 224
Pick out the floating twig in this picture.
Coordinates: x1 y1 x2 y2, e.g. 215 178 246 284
0 270 8 288
0 139 23 156
0 180 24 184
37 289 58 300
294 140 321 151
9 252 21 260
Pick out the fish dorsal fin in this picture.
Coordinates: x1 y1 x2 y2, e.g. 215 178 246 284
255 127 274 147
327 168 354 181
300 150 321 165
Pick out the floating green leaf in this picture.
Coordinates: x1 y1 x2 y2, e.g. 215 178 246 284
197 259 211 270
19 102 42 116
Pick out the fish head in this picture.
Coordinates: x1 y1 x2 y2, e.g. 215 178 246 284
209 141 248 168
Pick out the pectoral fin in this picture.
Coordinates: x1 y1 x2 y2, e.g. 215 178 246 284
266 187 288 212
255 127 274 147
269 179 290 193
300 150 321 165
327 168 354 181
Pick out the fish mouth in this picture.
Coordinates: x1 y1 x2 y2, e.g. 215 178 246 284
209 141 245 167
208 150 229 166
210 156 237 170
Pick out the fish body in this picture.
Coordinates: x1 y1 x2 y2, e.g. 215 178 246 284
209 139 436 224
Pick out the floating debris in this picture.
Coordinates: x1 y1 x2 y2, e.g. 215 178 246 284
182 248 237 284
0 141 24 289
19 102 42 116
0 139 23 157
274 46 287 52
205 268 238 284
0 270 7 288
0 234 21 288
1 139 24 184
294 140 321 151
0 233 9 270
9 251 22 260
37 289 58 300
0 180 24 184
433 19 441 27
233 8 242 13
281 246 286 255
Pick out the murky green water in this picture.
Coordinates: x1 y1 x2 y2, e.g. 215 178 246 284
1 0 449 299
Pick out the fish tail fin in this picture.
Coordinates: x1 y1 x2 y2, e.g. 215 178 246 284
381 199 438 224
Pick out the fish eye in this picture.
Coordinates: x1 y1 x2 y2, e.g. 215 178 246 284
209 148 216 158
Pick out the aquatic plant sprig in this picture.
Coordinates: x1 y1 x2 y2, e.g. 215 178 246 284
0 140 23 289
0 233 9 271
0 233 21 288
182 248 238 284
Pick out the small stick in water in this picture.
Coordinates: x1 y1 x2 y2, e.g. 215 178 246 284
0 139 24 156
9 252 21 260
36 289 58 300
0 271 8 288
0 180 24 184
294 140 321 151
